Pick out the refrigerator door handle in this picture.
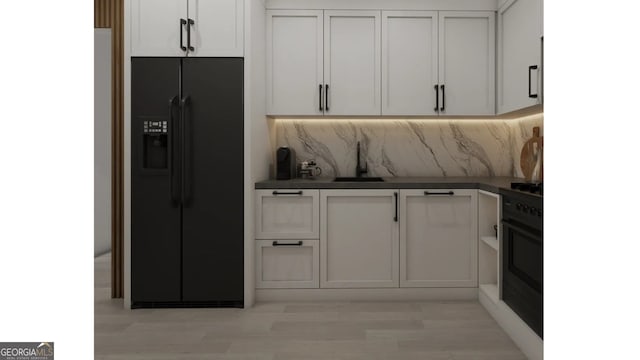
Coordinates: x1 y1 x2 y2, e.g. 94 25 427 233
169 96 180 205
180 95 191 205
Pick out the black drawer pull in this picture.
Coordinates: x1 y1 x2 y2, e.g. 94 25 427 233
272 191 303 196
424 191 454 196
272 241 303 246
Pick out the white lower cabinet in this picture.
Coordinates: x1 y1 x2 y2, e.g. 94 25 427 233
256 187 481 292
320 190 399 288
399 189 478 287
256 240 319 289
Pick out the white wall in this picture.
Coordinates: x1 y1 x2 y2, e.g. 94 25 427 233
94 29 112 257
244 0 271 307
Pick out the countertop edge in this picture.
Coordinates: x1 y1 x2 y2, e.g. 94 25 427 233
255 177 523 194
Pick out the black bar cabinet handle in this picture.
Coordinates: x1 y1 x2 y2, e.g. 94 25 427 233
319 84 323 112
540 36 543 103
434 84 439 112
424 191 454 196
272 241 303 246
180 96 191 205
179 19 187 51
394 192 398 222
325 84 329 112
440 84 445 111
169 96 179 204
528 65 538 98
272 191 303 196
187 18 195 51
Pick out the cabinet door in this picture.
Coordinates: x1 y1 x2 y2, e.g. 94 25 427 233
255 190 319 239
324 11 381 116
438 12 495 116
400 189 477 287
382 11 438 116
131 0 187 56
497 0 543 114
320 190 398 288
187 0 244 57
256 240 319 289
266 10 324 115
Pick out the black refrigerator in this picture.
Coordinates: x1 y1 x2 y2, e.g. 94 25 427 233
131 57 243 308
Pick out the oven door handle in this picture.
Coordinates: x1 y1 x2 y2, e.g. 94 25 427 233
501 219 541 242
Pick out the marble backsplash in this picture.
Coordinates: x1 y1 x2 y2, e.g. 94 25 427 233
274 113 543 178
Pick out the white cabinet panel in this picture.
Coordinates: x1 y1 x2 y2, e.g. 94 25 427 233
320 190 398 288
255 190 319 239
382 11 438 115
130 0 242 57
400 189 477 287
324 11 381 116
131 0 187 56
266 10 324 115
438 12 495 115
498 0 543 114
256 240 319 288
188 0 244 57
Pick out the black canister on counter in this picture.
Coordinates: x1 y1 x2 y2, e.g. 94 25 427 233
276 147 296 180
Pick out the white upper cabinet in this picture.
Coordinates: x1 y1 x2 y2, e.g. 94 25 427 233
187 0 244 57
266 10 380 116
131 0 187 56
266 10 324 115
266 6 498 116
130 0 243 57
324 11 381 116
498 0 543 114
381 11 438 116
438 11 495 116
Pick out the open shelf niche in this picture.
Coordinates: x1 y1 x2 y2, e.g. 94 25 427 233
478 190 501 303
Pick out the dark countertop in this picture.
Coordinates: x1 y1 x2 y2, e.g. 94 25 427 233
255 176 526 194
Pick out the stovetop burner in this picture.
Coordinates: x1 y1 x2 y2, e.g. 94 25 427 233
510 182 543 195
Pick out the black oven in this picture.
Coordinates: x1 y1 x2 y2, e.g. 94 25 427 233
501 189 543 338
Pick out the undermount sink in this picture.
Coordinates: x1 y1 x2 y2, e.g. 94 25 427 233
333 177 385 182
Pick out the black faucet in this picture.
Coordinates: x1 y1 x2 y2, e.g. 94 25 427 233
356 141 368 177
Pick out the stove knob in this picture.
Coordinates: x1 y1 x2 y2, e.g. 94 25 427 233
529 207 536 214
537 210 543 217
516 203 522 210
522 205 529 212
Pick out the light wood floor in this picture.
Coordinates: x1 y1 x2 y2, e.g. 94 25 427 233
95 253 526 359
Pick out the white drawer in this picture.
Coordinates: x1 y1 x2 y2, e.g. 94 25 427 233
255 189 320 239
256 240 319 289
